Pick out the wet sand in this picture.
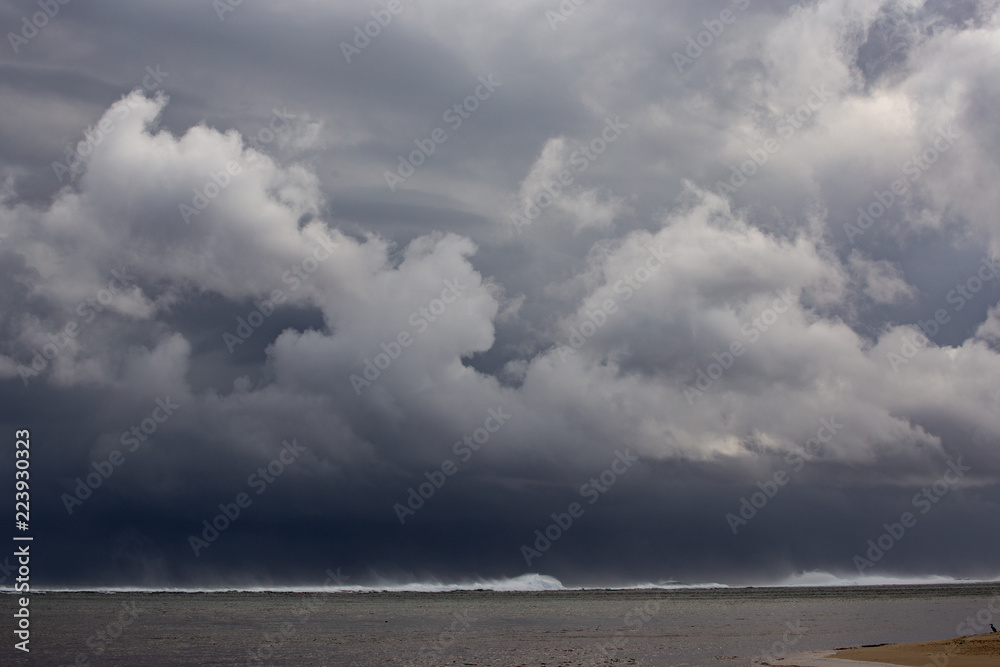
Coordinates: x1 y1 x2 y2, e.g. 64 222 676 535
834 632 1000 666
773 633 1000 666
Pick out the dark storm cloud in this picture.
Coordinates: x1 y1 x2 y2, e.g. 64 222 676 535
1 0 999 588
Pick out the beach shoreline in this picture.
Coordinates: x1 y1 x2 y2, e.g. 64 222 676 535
774 632 1000 667
12 584 998 665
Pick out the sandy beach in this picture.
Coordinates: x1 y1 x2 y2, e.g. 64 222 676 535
836 632 1000 666
774 633 1000 667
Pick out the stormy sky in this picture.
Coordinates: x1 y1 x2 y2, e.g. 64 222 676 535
1 0 999 588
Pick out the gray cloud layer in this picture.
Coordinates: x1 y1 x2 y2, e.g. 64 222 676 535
0 0 998 586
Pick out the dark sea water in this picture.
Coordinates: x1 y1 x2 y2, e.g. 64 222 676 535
14 583 1000 666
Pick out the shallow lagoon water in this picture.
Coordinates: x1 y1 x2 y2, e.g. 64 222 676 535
19 583 999 666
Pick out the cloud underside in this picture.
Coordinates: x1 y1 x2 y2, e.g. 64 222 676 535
1 0 999 583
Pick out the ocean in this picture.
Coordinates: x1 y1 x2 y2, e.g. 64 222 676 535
15 581 999 666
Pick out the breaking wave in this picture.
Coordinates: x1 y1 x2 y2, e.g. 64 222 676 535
22 571 998 594
767 571 997 587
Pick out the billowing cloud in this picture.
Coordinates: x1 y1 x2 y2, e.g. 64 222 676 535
0 0 998 587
